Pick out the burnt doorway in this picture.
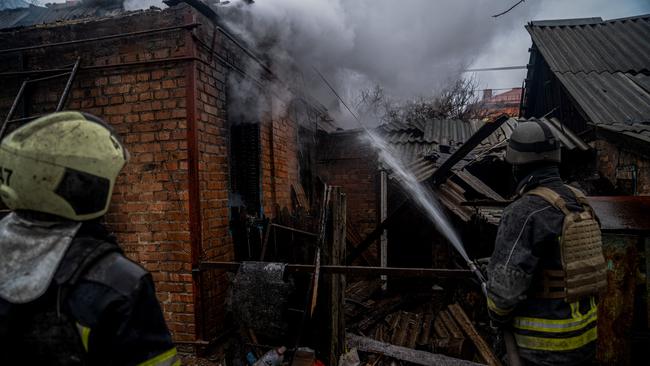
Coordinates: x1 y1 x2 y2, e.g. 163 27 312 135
229 122 263 261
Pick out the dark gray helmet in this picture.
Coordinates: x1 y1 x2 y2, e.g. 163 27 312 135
505 119 561 165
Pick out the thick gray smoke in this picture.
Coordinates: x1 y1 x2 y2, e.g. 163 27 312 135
118 1 540 125
220 0 539 122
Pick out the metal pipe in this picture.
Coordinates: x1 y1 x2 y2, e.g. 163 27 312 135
0 23 200 55
0 56 198 78
56 57 80 111
3 114 43 124
198 261 473 278
28 71 72 83
1 80 28 138
183 14 205 343
270 223 318 237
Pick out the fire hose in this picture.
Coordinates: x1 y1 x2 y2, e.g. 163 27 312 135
468 260 523 366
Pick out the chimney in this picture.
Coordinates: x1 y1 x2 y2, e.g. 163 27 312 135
482 89 493 101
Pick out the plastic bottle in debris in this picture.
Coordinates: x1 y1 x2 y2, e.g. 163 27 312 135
253 346 287 366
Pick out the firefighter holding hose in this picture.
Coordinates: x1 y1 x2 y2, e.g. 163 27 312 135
486 120 606 366
0 112 179 365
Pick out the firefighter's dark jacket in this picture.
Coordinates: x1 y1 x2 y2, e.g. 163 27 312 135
0 221 179 365
487 166 597 366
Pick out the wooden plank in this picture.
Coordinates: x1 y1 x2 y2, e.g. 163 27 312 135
199 262 473 278
417 312 434 346
646 237 650 330
380 170 388 289
430 115 509 186
391 312 410 347
448 303 502 366
325 187 346 366
406 313 422 349
437 310 465 357
346 333 484 366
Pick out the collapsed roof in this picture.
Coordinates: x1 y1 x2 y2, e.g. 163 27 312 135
0 0 126 30
380 116 589 224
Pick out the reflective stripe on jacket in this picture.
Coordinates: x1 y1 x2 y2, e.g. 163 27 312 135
0 222 177 365
486 166 598 366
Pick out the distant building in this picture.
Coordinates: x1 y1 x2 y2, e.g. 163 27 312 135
481 87 521 118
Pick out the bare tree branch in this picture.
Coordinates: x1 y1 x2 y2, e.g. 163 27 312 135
355 76 488 130
492 0 526 18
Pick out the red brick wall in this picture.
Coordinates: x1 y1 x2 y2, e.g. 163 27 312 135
192 19 235 340
0 7 198 342
594 139 650 195
0 4 319 344
260 112 301 216
317 130 380 259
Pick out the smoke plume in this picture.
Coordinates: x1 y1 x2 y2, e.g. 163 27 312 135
214 0 541 126
121 0 539 125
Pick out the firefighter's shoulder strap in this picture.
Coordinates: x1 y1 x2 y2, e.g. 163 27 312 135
525 185 607 302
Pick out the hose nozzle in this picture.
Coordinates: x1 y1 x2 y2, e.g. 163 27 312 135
468 261 488 297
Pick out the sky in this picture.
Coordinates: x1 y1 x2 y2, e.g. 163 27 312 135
470 0 650 94
37 0 650 102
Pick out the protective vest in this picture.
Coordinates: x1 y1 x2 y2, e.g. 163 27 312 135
526 185 607 302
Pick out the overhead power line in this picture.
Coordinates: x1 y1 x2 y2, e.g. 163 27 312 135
492 0 526 18
464 66 528 72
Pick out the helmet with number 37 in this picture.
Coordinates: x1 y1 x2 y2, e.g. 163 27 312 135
0 111 129 221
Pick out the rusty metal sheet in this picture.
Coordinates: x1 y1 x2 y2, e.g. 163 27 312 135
597 234 638 365
587 196 650 233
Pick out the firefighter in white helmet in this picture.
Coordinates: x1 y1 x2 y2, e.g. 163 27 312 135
0 111 179 365
487 119 606 366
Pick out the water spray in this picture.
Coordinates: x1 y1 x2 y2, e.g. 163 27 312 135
313 67 488 294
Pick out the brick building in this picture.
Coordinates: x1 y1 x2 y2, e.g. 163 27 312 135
316 130 380 262
0 2 332 347
481 87 522 118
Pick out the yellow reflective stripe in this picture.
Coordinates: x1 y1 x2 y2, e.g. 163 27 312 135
570 301 581 318
75 323 91 352
487 297 514 316
514 308 597 333
515 326 597 351
137 348 180 366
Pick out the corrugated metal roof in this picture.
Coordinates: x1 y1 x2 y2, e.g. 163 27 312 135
454 170 504 202
436 181 473 222
0 1 124 30
556 71 650 125
386 117 588 184
595 122 650 144
527 15 650 74
544 117 591 151
386 116 591 225
473 196 650 231
0 0 29 11
527 14 650 142
384 131 424 144
381 118 483 164
423 119 475 146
